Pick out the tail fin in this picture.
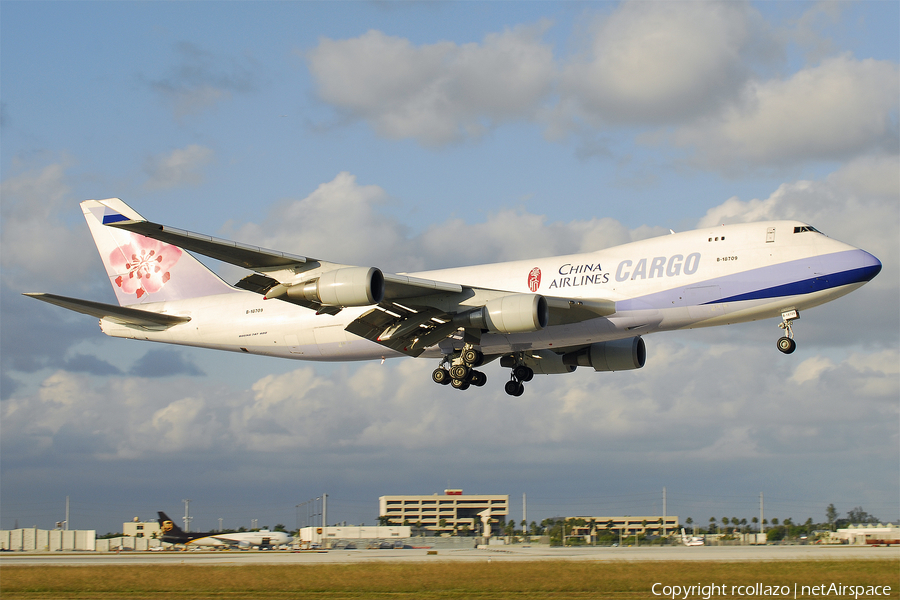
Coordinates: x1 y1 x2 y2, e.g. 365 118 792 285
157 511 183 535
83 199 233 306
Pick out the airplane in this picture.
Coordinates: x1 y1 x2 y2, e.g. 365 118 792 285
25 198 881 396
156 511 292 549
681 528 704 546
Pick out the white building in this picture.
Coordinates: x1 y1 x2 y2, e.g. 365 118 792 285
0 528 96 551
833 523 899 545
297 526 411 547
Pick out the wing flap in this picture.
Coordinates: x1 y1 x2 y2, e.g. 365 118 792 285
24 293 191 328
345 304 456 357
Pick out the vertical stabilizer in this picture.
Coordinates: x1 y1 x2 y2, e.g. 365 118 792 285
82 199 234 306
157 512 183 535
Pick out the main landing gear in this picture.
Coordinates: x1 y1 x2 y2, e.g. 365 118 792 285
776 309 799 354
504 364 533 397
500 352 534 396
432 344 487 391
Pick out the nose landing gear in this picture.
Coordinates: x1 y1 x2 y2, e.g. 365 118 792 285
776 309 799 354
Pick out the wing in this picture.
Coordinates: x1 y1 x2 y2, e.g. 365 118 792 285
106 217 615 355
24 293 191 329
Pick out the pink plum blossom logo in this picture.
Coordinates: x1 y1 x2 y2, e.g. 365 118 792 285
110 237 182 299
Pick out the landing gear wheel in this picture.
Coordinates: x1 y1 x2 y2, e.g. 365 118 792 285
470 371 487 387
505 380 525 396
449 364 470 380
776 309 799 355
513 365 534 382
451 378 471 391
777 336 796 354
432 368 451 385
462 348 483 367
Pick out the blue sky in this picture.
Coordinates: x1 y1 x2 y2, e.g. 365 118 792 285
1 1 897 535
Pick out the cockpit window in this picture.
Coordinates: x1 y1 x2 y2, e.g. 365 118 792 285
793 226 821 234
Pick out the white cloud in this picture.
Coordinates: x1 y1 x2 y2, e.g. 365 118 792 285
674 55 899 168
306 25 555 146
305 9 895 173
3 338 895 475
143 144 214 190
222 172 667 274
0 159 96 292
559 1 774 126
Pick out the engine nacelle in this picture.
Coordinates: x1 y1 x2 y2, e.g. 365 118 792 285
563 337 646 372
290 267 384 307
501 350 576 374
461 294 549 334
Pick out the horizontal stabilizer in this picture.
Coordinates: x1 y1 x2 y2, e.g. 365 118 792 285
24 293 191 328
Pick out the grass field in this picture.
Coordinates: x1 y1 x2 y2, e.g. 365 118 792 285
1 560 897 599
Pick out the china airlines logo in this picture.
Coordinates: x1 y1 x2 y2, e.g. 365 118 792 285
111 237 182 299
527 267 541 292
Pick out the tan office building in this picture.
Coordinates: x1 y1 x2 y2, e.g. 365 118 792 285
379 490 509 535
567 515 680 538
123 518 161 539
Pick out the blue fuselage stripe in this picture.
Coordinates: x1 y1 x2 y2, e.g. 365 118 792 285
709 263 882 304
615 249 881 311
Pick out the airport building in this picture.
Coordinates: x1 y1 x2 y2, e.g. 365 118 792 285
0 527 96 551
298 525 411 547
123 517 161 539
567 516 680 539
832 523 899 545
379 490 509 535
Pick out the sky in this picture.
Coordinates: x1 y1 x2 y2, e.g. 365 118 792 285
1 1 897 535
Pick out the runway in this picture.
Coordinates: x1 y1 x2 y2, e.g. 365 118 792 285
3 545 897 566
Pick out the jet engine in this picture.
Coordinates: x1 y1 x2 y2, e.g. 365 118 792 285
563 337 646 371
289 267 384 307
458 294 549 334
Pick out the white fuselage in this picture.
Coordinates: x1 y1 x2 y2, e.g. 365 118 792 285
185 530 292 548
99 221 880 361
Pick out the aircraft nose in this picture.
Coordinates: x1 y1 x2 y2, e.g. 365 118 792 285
854 249 882 283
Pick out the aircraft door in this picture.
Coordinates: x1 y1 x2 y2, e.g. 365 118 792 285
284 329 316 355
766 227 776 243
